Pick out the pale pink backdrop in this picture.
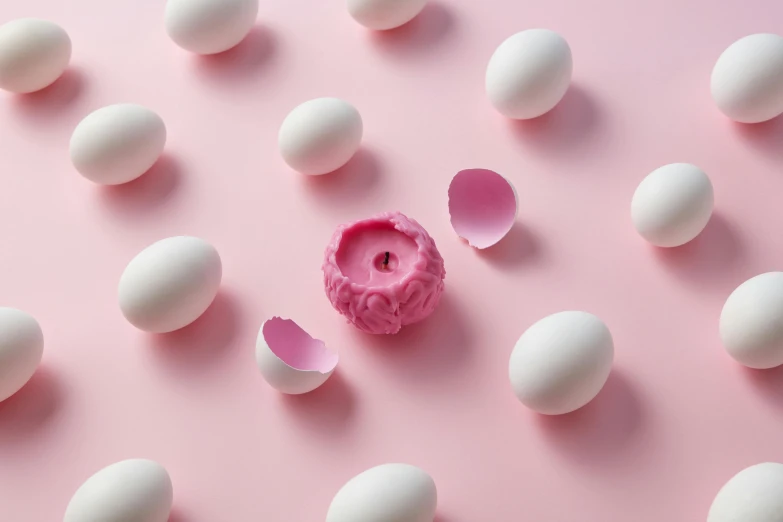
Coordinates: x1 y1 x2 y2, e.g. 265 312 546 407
1 0 783 520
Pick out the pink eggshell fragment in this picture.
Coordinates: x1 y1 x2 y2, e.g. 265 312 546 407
255 317 338 395
448 168 518 249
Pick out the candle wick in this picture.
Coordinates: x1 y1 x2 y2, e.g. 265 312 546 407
383 251 390 269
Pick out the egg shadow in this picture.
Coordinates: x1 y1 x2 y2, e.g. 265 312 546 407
0 366 64 443
167 508 189 522
368 2 454 55
741 364 783 411
193 25 278 82
536 371 645 468
10 67 86 117
476 222 544 270
652 213 745 292
350 292 474 383
98 154 182 218
150 291 242 372
508 85 601 157
280 371 358 437
301 148 383 209
732 116 783 160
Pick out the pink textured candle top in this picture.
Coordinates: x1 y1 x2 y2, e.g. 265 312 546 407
323 212 446 335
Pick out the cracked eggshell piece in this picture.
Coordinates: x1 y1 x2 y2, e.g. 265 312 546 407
0 308 43 402
119 236 222 334
509 311 614 415
255 317 338 395
278 97 363 176
448 168 517 249
70 104 167 186
165 0 259 55
711 33 783 124
720 272 783 369
327 463 437 522
0 18 71 93
708 463 783 522
347 0 428 30
64 459 173 522
486 29 572 120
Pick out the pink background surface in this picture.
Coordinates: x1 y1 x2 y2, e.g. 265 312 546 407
1 0 783 520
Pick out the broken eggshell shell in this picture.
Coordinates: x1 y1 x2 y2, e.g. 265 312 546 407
448 168 518 249
255 317 338 395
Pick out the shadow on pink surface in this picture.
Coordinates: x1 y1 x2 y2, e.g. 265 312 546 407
0 366 64 441
477 222 544 270
10 67 86 117
742 364 783 410
98 154 182 216
281 371 357 436
536 371 644 467
732 116 783 160
151 291 243 371
652 213 744 291
369 2 454 55
508 85 601 157
193 25 278 82
351 292 474 382
168 508 189 522
301 148 383 209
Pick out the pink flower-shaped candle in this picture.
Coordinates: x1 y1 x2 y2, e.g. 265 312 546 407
323 212 446 335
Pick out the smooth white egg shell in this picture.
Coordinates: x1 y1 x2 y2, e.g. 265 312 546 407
119 236 222 333
70 104 167 186
509 311 614 415
631 163 714 248
278 97 363 176
347 0 428 30
64 459 173 522
711 34 783 123
486 29 573 120
165 0 259 55
708 463 783 522
256 317 338 395
720 272 783 369
0 308 43 402
0 18 71 93
327 463 437 522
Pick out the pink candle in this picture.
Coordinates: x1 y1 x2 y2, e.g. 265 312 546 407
322 212 446 335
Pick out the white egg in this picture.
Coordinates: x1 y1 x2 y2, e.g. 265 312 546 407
64 459 173 522
278 97 363 176
119 236 222 334
165 0 259 55
327 463 437 522
70 104 167 186
720 272 783 369
256 317 338 395
708 463 783 522
347 0 428 30
509 311 614 415
485 29 573 120
0 18 71 94
711 34 783 123
0 308 43 402
631 163 714 248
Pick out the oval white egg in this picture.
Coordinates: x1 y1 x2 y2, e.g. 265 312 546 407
708 463 783 522
327 463 437 522
278 97 363 176
256 317 338 395
70 104 167 186
631 163 714 248
0 308 43 402
485 29 573 120
119 236 222 334
509 311 614 415
64 459 173 522
347 0 428 30
720 272 783 369
165 0 259 55
711 33 783 123
0 18 71 94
